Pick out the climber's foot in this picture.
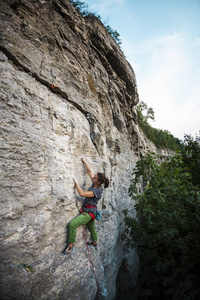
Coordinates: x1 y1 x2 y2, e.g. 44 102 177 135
87 241 97 247
64 244 74 254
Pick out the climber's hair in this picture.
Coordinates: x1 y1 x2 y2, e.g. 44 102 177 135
97 172 109 188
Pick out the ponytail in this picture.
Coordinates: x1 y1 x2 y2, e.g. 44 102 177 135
97 172 109 188
104 177 109 188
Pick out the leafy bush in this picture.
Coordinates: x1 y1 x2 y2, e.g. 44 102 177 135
124 134 200 299
105 25 122 45
69 0 89 16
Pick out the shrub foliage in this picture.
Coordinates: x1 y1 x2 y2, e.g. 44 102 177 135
124 134 200 300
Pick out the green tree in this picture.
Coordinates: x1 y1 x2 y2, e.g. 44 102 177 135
182 133 200 186
137 101 155 126
136 101 184 151
124 140 200 299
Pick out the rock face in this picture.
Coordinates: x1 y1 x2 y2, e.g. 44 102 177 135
0 1 167 299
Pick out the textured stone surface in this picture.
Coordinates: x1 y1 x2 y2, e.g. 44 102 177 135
0 1 169 299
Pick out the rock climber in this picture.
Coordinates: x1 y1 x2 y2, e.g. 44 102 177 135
64 158 109 254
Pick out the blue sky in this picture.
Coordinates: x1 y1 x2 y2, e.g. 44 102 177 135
83 0 200 140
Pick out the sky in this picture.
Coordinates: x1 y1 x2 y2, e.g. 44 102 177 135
82 0 200 140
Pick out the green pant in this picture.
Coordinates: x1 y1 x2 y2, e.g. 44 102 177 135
68 213 97 243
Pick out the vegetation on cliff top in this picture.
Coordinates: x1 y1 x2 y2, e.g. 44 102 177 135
69 0 122 45
124 133 200 300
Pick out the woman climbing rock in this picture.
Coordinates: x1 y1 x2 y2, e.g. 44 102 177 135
64 158 109 254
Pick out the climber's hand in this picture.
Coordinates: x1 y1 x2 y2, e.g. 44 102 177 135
73 178 77 185
81 157 85 163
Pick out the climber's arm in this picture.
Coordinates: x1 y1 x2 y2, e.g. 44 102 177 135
73 179 95 198
81 158 94 181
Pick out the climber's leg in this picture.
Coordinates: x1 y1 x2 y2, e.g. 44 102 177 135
86 219 97 244
68 213 92 243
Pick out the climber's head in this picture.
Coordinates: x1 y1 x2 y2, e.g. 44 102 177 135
92 173 109 188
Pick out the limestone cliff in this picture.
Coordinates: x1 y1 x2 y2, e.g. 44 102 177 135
0 1 166 299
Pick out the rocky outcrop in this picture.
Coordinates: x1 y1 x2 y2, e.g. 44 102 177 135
0 1 167 299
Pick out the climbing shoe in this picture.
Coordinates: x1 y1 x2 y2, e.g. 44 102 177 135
87 241 97 247
63 246 73 254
